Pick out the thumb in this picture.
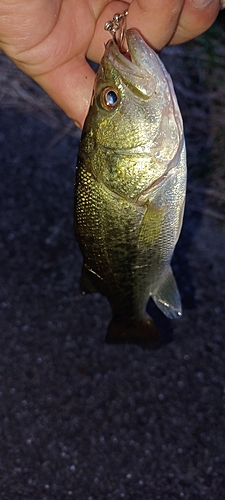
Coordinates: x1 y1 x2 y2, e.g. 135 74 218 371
35 56 96 129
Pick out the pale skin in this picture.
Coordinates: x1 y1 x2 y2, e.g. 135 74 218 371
0 0 222 128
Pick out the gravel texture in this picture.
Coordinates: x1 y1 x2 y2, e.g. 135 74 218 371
0 108 225 500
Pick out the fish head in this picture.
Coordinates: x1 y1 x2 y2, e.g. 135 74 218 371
83 29 183 157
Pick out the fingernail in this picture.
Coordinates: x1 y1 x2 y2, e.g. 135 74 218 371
191 0 213 7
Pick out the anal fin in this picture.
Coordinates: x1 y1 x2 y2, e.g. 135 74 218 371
152 266 182 319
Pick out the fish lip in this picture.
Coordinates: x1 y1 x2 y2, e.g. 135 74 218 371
125 29 149 68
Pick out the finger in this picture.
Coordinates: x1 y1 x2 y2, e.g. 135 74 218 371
170 0 220 44
35 57 96 129
127 0 185 50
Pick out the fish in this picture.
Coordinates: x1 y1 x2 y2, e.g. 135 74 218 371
74 29 186 346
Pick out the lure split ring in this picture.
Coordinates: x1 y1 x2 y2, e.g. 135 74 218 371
104 10 128 52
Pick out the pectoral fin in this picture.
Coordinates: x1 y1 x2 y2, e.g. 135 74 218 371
138 203 166 247
152 266 182 319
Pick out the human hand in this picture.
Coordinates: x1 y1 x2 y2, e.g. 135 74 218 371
0 0 222 128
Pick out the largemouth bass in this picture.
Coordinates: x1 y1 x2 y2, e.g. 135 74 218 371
74 29 186 345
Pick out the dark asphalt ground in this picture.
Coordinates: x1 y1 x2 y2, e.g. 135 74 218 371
0 107 225 500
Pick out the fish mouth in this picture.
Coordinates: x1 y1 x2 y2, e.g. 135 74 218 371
106 29 163 76
105 29 168 99
105 29 147 75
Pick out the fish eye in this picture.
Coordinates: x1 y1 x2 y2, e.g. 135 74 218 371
100 87 119 110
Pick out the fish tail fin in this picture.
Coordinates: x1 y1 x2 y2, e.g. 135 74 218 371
105 316 162 348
